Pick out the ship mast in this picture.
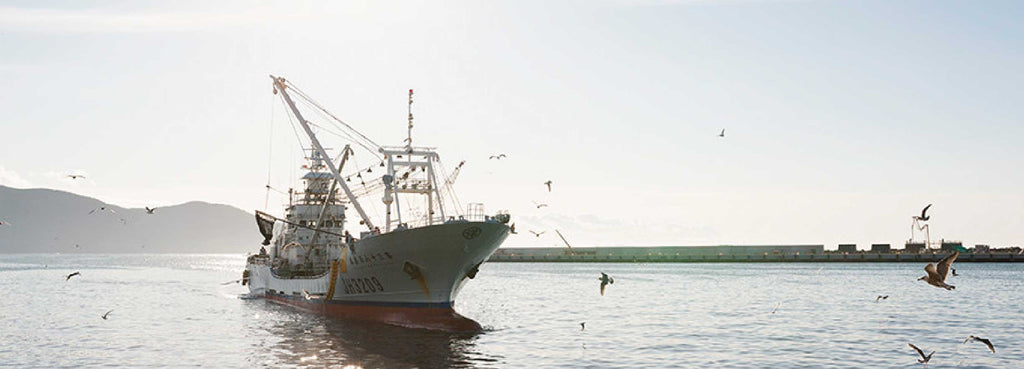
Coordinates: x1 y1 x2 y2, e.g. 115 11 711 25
406 89 414 149
271 75 376 232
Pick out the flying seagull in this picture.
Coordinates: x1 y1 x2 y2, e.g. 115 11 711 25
908 343 934 366
599 272 614 296
544 180 552 192
144 207 156 214
770 302 780 315
509 223 518 234
488 154 507 160
580 322 585 331
876 295 889 302
951 268 958 277
718 129 725 138
67 174 86 180
101 310 113 320
964 335 995 353
918 251 958 290
915 204 933 221
533 201 548 209
0 220 9 226
89 206 116 215
65 271 81 281
529 230 545 237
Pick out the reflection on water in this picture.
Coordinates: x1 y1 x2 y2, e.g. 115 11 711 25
248 300 501 368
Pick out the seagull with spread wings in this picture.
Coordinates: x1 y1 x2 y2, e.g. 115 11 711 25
529 230 545 238
908 343 934 367
964 335 995 353
918 251 958 290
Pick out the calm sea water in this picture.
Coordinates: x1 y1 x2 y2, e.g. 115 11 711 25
1 254 1021 368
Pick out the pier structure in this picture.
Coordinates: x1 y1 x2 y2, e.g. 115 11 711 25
488 244 1024 263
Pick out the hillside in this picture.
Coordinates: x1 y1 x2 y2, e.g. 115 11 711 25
0 185 261 253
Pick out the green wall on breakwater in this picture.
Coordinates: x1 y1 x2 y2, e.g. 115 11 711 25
488 246 1024 263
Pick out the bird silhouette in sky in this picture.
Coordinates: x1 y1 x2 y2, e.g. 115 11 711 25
145 207 157 214
67 174 86 180
488 154 507 160
529 230 545 237
66 271 81 281
534 201 548 208
915 204 932 221
544 180 552 192
718 129 725 138
101 310 113 320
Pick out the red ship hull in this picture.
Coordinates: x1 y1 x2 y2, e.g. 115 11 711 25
265 293 482 332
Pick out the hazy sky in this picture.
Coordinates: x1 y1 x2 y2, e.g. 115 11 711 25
2 0 1022 249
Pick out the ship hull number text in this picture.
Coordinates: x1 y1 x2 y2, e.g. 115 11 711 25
341 276 384 294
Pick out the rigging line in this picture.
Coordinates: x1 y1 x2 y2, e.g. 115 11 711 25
305 119 378 159
288 81 381 151
435 159 462 216
278 97 308 195
285 80 382 151
294 96 363 146
295 96 382 159
265 91 277 211
347 154 384 225
278 97 310 156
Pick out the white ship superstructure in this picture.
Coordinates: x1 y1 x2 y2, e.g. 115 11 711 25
244 76 509 331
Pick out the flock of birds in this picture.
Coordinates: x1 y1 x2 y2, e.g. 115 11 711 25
495 127 728 247
5 174 165 320
1 173 160 243
559 201 995 366
900 250 999 366
486 153 560 243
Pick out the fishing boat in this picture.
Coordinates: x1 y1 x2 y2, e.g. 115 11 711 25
243 76 510 331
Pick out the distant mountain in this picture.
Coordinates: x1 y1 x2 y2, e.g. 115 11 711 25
0 185 261 253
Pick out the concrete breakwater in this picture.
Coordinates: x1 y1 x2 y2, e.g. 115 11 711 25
488 245 1024 263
